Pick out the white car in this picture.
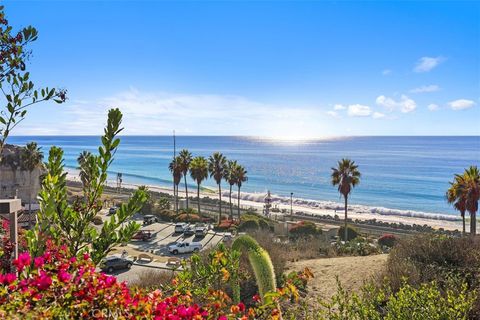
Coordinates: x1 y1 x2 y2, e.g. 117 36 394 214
194 224 208 237
174 223 188 233
168 242 203 255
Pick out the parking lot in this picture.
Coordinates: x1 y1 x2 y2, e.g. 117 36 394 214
99 211 231 281
126 217 227 257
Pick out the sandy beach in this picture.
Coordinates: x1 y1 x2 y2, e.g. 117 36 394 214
65 168 463 231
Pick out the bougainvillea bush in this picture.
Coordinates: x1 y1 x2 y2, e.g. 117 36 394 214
0 220 308 319
0 241 287 319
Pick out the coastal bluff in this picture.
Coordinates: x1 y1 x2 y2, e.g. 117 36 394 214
0 144 45 204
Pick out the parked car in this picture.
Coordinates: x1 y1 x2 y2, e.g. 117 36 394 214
168 242 202 255
174 223 188 233
184 226 195 236
143 215 158 225
132 230 153 241
194 224 208 237
100 256 133 273
108 206 118 215
223 232 233 242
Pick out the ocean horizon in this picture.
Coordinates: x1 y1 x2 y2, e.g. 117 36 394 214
8 135 480 219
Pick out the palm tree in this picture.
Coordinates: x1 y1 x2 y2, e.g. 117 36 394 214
457 166 480 235
208 152 227 224
189 156 209 215
331 158 361 241
20 142 44 228
446 176 467 235
178 149 192 209
234 164 248 221
225 160 238 220
169 156 183 214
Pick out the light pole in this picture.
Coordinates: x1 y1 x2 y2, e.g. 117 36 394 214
290 192 293 216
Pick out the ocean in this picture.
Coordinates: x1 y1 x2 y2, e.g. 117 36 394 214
8 136 480 218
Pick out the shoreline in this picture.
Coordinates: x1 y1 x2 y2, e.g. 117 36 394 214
65 168 463 231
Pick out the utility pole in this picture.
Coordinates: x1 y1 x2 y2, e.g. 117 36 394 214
173 130 178 214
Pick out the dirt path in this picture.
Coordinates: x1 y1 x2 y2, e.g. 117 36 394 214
287 254 388 299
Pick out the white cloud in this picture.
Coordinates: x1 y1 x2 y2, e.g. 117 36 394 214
410 85 440 93
15 88 333 138
347 104 372 117
427 104 439 111
414 56 445 73
376 94 417 113
382 69 392 76
448 99 476 110
372 112 385 119
333 104 346 110
326 110 339 118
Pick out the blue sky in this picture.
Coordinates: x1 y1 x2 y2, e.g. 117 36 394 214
5 1 480 137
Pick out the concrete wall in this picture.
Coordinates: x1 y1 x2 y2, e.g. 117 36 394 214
0 166 44 205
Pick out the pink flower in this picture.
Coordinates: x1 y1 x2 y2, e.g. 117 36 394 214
35 271 52 290
0 273 16 285
43 251 52 263
13 252 31 271
218 316 227 320
105 275 116 287
237 302 245 312
58 270 71 283
34 257 45 268
83 253 90 260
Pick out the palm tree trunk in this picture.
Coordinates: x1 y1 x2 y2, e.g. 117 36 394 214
237 186 241 221
176 183 179 214
197 183 201 215
218 184 222 224
173 184 177 214
462 211 465 235
471 211 476 236
229 184 233 220
344 195 348 241
184 175 189 209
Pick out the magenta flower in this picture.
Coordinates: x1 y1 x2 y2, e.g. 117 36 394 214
34 257 45 268
58 270 71 283
13 252 31 272
35 271 52 290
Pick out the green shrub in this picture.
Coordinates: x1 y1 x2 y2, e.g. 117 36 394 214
288 280 476 320
289 221 321 239
238 219 260 232
334 237 380 256
378 233 397 248
157 210 177 222
338 225 358 241
176 213 202 223
384 234 480 317
258 219 271 230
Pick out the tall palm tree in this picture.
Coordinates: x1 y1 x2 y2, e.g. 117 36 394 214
225 160 238 220
446 176 467 235
169 156 183 214
178 149 192 209
20 142 44 228
331 158 361 241
208 152 227 224
233 164 248 221
457 166 480 235
189 156 209 215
